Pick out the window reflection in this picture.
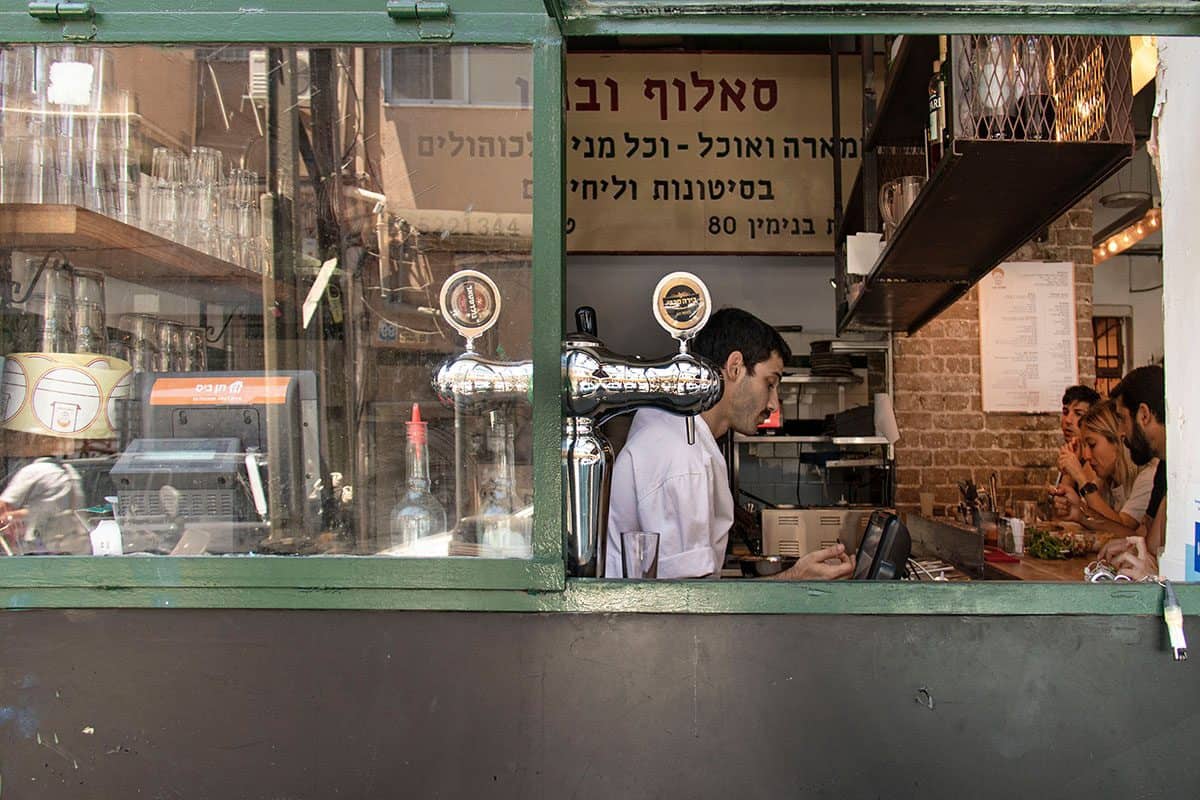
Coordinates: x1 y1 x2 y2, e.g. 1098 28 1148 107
0 45 533 558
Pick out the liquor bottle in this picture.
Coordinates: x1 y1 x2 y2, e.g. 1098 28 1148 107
926 35 949 175
388 403 446 549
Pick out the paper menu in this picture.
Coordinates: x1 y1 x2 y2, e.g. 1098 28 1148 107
978 261 1078 413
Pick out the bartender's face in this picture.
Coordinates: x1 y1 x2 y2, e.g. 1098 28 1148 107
1061 400 1090 442
727 350 784 436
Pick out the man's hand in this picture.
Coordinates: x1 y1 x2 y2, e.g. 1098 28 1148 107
0 501 27 549
1112 536 1158 581
1097 535 1134 562
775 542 855 581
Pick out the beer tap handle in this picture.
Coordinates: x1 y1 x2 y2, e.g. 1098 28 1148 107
575 306 597 336
686 416 696 446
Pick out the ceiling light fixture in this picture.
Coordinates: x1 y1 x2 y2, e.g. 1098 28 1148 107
1093 206 1160 265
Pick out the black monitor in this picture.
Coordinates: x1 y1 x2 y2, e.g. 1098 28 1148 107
852 510 911 580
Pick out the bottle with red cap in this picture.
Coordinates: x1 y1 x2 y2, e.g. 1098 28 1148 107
388 403 446 551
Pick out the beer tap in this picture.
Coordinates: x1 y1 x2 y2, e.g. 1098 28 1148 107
431 270 532 526
562 272 723 577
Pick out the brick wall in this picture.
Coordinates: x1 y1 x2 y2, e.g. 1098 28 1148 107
892 201 1096 515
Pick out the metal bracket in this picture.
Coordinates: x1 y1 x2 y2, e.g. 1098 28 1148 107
386 1 453 39
3 251 65 306
205 304 247 343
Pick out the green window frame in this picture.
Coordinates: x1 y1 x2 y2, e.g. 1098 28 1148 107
0 0 567 595
2 0 1198 616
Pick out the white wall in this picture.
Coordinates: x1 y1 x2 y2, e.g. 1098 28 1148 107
565 254 836 358
1091 254 1163 366
1158 37 1199 581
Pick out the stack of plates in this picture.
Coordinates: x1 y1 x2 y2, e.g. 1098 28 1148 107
809 341 855 377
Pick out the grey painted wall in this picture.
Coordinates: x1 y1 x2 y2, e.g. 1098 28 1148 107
566 254 836 358
1 609 1195 799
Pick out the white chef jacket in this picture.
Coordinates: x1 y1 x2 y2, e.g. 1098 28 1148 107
606 408 733 579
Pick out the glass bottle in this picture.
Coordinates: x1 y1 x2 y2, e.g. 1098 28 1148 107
477 409 528 556
388 403 446 550
1015 35 1055 140
974 35 1016 139
926 36 949 175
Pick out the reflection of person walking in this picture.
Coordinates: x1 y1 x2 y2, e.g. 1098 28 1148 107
0 457 85 552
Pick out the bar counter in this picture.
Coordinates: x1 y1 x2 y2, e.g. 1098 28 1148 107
984 555 1092 582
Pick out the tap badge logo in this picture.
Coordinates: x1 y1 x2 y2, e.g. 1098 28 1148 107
653 272 711 338
440 270 502 339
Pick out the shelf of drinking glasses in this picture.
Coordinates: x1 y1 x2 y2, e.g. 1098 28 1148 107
0 204 277 305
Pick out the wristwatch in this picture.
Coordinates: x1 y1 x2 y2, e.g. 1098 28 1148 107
1078 481 1099 498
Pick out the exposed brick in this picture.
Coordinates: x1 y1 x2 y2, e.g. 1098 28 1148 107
918 432 944 448
895 337 931 356
1054 228 1092 247
972 432 998 449
944 394 973 411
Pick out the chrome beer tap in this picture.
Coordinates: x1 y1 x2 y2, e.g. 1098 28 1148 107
431 270 532 527
562 272 723 577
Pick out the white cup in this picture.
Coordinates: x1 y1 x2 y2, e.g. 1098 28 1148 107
1009 518 1025 555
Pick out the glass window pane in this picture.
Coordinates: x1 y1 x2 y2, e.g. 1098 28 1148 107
0 44 533 559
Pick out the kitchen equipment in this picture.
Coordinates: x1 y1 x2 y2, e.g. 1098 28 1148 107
878 176 924 240
761 507 874 558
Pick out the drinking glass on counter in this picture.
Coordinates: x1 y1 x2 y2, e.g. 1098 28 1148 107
120 313 160 372
183 326 208 372
621 531 660 579
155 319 185 372
38 262 76 353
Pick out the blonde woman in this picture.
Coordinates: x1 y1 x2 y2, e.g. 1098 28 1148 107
1052 399 1158 535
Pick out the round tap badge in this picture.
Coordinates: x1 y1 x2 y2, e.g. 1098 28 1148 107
439 270 502 341
652 272 711 339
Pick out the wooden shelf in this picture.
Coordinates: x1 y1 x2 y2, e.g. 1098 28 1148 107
0 204 278 306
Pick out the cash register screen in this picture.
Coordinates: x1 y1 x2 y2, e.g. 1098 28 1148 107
852 510 909 580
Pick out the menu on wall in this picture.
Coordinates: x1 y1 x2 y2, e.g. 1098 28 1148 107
978 261 1078 413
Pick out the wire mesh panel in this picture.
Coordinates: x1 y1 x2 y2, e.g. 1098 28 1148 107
951 36 1133 145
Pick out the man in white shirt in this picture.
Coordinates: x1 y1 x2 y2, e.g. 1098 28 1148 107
606 308 854 580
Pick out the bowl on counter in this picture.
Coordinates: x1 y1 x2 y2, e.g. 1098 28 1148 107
738 555 799 578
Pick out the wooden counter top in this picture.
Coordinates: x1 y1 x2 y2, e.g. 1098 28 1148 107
985 555 1092 582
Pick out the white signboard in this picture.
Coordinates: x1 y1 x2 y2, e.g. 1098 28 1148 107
979 261 1078 413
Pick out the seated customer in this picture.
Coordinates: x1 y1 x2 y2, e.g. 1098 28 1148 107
1061 384 1101 445
1051 399 1157 537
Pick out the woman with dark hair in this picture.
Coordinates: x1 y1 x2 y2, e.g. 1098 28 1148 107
1052 399 1157 537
